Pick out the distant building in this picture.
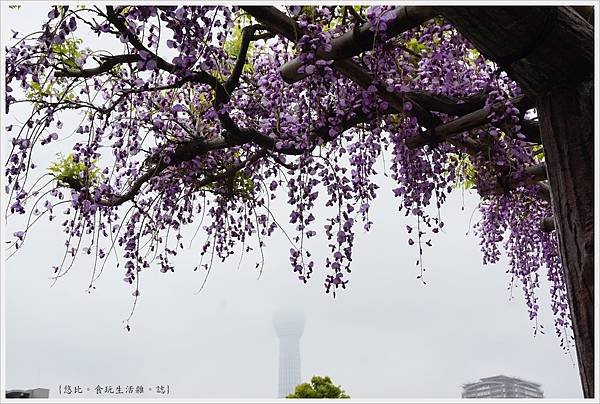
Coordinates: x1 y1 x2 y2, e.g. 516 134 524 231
462 375 543 398
273 310 305 398
5 388 50 399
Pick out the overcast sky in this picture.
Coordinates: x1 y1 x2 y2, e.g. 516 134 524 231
2 4 584 400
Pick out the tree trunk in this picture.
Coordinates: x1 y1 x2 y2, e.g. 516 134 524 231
537 80 595 398
435 6 595 397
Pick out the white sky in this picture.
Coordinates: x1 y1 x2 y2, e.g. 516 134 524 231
1 3 585 400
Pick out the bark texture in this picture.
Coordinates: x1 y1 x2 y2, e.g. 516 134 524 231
538 80 595 398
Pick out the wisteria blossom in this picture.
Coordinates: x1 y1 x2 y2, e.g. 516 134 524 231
4 6 569 344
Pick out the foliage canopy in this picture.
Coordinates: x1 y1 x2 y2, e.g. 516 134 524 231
287 375 350 399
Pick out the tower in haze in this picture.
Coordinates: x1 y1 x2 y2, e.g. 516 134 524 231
273 310 305 398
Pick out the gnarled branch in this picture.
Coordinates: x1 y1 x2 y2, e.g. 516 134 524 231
279 6 436 83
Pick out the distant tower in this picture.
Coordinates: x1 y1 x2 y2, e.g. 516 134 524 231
273 310 305 398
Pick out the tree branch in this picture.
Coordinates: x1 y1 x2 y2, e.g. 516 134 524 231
224 24 270 95
405 95 534 149
488 163 550 202
105 6 230 103
105 6 174 73
98 148 268 206
76 7 540 208
55 54 139 78
242 6 486 157
193 149 268 194
94 98 403 206
346 6 366 24
279 6 436 83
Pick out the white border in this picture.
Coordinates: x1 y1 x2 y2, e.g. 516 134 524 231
0 1 598 403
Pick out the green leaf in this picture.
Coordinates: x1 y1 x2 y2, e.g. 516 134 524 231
466 48 481 65
233 171 254 196
532 144 544 162
48 153 100 189
449 153 477 190
51 37 84 70
224 24 245 58
405 38 428 55
223 23 255 74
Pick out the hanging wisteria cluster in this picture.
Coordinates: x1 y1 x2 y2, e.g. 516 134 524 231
4 5 569 342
